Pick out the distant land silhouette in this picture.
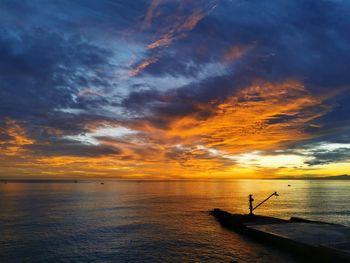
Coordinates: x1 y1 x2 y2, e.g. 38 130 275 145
276 174 350 180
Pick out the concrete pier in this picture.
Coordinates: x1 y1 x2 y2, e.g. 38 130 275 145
250 222 350 248
211 208 350 262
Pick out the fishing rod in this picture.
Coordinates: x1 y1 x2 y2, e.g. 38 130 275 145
249 192 279 215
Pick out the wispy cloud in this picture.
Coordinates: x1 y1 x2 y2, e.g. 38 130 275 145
128 56 159 77
144 0 217 49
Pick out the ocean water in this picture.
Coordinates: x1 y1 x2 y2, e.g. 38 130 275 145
1 179 350 263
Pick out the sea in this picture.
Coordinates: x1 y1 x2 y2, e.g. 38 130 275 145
1 179 350 263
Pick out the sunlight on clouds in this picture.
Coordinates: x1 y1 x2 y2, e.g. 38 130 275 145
0 119 34 156
0 81 341 179
66 126 138 145
145 4 212 49
157 80 328 153
128 56 159 77
315 143 350 151
234 152 306 168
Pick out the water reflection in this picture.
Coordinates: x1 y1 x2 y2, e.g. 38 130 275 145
1 180 349 262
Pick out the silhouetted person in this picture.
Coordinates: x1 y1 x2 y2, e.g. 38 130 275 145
249 194 254 215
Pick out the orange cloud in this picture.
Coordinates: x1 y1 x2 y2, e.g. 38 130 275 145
0 118 34 156
147 36 173 49
160 80 328 153
128 56 159 77
223 44 254 62
178 10 206 31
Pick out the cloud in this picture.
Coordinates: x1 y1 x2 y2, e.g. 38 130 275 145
124 0 350 142
27 139 121 158
297 143 350 166
143 0 217 49
0 28 114 117
1 0 350 178
0 118 34 156
142 0 163 30
128 56 159 77
114 80 329 177
0 27 122 151
305 147 350 166
128 0 218 77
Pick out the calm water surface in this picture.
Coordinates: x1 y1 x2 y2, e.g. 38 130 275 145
1 179 350 262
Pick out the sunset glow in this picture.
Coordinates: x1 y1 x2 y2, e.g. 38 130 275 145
1 0 350 179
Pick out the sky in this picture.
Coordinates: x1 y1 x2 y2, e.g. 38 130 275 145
1 0 350 179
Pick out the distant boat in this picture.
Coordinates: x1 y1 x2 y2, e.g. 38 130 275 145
100 182 104 185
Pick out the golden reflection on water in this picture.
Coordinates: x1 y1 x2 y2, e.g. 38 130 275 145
3 179 348 220
1 180 349 262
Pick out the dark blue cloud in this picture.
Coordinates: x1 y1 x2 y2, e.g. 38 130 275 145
0 28 113 116
0 0 148 40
